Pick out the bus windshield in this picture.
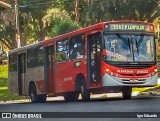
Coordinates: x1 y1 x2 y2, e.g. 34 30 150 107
103 34 155 62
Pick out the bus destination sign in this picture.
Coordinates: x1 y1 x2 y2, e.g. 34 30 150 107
105 23 153 32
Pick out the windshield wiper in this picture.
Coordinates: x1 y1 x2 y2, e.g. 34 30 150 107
116 33 131 50
135 33 144 55
137 33 144 47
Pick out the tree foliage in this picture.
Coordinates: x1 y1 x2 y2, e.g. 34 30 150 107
0 8 17 49
50 18 80 37
42 8 80 37
83 0 160 25
0 0 160 50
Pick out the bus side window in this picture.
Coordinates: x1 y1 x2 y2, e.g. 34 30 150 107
56 39 69 62
27 48 35 68
69 35 85 59
35 47 44 66
27 47 44 68
9 53 17 72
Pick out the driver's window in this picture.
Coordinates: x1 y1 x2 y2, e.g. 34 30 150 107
69 35 85 59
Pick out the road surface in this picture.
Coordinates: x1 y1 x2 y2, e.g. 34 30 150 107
0 94 160 121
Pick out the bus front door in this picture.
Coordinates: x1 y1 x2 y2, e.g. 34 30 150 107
87 32 101 87
44 46 55 94
18 53 27 95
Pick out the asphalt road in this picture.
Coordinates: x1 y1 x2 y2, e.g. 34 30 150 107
0 95 160 121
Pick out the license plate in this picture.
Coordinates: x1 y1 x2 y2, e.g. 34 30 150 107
130 79 138 82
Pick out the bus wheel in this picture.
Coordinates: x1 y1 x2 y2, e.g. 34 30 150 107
29 83 46 103
80 82 90 101
122 87 132 100
63 92 79 101
29 84 38 103
38 94 46 103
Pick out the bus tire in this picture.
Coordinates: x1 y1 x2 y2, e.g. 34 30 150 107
122 87 132 100
29 83 38 103
29 83 46 103
38 94 47 103
63 91 79 102
80 81 90 101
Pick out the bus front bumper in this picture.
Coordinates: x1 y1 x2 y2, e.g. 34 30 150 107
102 73 158 87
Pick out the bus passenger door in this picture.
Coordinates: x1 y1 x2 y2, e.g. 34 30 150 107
44 46 55 93
18 53 27 95
87 32 102 87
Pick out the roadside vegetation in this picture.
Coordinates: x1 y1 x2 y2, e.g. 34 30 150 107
0 64 25 101
133 84 160 91
1 0 160 49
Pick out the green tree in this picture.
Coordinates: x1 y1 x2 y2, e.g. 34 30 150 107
83 0 160 25
0 8 17 49
50 18 80 37
19 0 53 44
42 8 80 37
0 0 53 48
1 0 160 50
108 0 160 21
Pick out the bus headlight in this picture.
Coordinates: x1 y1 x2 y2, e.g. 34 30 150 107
105 68 110 72
154 69 158 72
105 68 114 76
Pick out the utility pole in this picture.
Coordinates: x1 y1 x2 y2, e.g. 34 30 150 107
14 0 21 48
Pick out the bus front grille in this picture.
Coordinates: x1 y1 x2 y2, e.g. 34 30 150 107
122 79 146 84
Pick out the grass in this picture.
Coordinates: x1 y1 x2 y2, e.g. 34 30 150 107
132 84 160 92
0 64 8 78
0 64 25 101
132 87 150 92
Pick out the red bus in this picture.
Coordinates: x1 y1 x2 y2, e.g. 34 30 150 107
9 20 158 103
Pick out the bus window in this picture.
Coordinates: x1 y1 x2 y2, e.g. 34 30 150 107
27 48 36 68
69 35 85 59
27 47 44 68
133 35 154 61
35 47 44 66
9 53 17 72
56 39 69 62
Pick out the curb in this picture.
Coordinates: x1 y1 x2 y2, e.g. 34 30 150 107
0 92 140 103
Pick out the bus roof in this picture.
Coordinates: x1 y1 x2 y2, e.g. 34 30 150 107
9 20 153 54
